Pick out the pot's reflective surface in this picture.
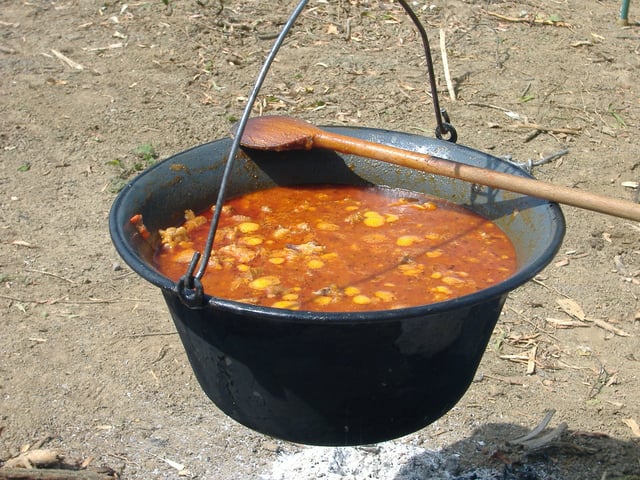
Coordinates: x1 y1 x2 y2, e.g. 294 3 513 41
109 127 565 445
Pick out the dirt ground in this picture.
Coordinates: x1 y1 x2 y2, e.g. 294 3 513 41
1 0 640 478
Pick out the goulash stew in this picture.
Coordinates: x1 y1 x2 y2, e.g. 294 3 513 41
149 185 517 312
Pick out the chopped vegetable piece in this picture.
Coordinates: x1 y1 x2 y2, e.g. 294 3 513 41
375 290 395 302
239 222 260 233
249 276 281 290
363 215 385 227
271 300 300 309
344 286 360 296
396 235 421 247
130 213 151 240
353 295 372 305
307 259 325 269
242 236 264 246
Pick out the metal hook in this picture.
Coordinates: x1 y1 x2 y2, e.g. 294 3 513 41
177 251 204 308
395 0 457 143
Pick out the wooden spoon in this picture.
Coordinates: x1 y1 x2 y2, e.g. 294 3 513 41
238 115 640 221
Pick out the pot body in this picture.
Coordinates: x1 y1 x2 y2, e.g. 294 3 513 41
109 127 565 445
163 290 505 445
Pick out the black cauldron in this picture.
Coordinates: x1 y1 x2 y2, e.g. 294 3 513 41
109 126 565 446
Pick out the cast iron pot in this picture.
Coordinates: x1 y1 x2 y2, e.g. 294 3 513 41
109 126 565 446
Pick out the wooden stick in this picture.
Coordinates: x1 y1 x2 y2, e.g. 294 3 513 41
50 49 84 70
439 28 456 102
0 468 115 480
512 123 581 135
484 10 572 28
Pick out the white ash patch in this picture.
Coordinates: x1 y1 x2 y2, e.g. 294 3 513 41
259 442 516 480
260 443 432 480
261 442 476 480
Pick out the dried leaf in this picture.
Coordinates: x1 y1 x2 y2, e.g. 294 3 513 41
326 24 339 35
623 418 640 437
556 298 586 321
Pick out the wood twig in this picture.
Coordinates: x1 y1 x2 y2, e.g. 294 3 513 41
584 317 632 337
127 332 178 338
50 49 84 70
531 278 571 298
511 123 581 135
510 410 569 451
24 269 75 284
466 101 507 111
439 28 456 101
484 10 572 28
511 410 556 444
483 374 527 386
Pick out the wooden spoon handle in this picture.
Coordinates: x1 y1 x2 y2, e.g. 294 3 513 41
314 130 640 222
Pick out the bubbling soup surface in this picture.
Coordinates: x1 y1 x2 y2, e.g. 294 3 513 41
153 185 517 312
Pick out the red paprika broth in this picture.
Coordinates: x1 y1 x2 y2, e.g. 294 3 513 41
153 185 517 312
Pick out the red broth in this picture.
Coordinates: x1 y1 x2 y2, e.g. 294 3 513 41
153 185 517 312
